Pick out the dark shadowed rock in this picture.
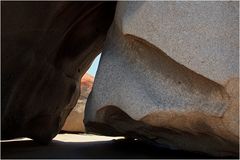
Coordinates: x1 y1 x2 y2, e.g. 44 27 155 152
1 2 116 143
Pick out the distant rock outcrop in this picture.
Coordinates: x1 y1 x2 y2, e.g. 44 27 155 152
62 73 94 133
81 73 94 98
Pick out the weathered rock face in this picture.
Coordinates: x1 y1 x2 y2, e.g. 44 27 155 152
62 73 94 133
2 2 116 143
84 1 239 156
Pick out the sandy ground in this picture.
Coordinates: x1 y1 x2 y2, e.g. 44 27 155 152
1 133 230 159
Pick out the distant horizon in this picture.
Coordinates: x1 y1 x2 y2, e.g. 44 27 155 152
86 54 101 77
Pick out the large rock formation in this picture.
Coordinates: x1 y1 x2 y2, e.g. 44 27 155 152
84 1 239 156
62 73 94 132
1 2 116 143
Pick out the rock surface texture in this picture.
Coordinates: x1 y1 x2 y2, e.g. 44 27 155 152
2 2 116 143
62 73 94 132
84 1 239 156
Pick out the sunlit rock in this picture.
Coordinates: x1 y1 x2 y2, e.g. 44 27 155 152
84 1 239 156
62 73 94 133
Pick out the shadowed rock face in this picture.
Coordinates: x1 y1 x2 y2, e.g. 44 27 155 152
84 1 239 156
2 2 116 143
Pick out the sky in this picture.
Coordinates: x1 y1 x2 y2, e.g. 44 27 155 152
86 54 101 77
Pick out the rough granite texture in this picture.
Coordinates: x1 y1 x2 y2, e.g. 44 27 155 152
85 1 239 156
115 1 239 85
